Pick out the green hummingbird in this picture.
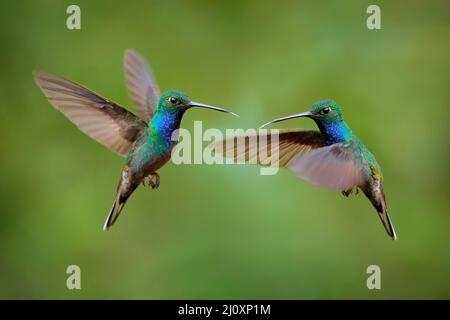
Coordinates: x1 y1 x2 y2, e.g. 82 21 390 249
33 49 238 230
211 100 397 240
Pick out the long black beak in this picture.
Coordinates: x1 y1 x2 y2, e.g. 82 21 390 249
189 101 239 117
260 111 311 128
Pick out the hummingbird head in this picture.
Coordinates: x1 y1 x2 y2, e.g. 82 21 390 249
260 100 344 128
158 90 239 117
309 100 343 123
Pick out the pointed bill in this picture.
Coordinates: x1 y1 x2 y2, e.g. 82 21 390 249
260 111 312 128
189 101 240 117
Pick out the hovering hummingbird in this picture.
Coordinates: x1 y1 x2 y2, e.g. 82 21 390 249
210 100 397 240
33 49 238 230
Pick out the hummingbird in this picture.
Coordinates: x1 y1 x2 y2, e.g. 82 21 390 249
33 49 238 230
210 100 397 240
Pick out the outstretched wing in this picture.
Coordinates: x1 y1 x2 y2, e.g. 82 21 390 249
208 129 325 167
210 129 364 190
33 71 147 156
123 49 160 122
288 140 364 190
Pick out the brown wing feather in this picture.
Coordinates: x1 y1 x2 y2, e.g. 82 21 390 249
33 70 147 156
124 49 160 122
289 140 364 190
208 129 325 167
210 130 364 191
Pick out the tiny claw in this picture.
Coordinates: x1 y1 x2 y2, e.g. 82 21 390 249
143 173 160 189
342 188 359 197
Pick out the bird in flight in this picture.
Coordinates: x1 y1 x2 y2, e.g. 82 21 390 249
34 49 238 230
210 100 397 240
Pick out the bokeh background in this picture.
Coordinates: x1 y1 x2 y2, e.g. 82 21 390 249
0 0 449 299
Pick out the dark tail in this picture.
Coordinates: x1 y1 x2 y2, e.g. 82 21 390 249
103 191 129 230
377 199 397 240
367 187 397 240
103 170 137 230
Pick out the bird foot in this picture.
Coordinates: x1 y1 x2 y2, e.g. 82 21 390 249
342 188 359 197
142 173 160 189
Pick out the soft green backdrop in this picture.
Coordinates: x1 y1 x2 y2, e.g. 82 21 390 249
0 0 448 299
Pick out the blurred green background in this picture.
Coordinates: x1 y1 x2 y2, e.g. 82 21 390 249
0 0 449 299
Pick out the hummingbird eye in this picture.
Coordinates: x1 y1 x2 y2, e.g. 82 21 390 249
320 107 331 115
168 97 180 105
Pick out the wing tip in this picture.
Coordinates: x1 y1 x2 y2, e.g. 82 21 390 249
124 48 137 55
33 70 67 89
124 48 144 63
32 69 49 85
32 69 57 80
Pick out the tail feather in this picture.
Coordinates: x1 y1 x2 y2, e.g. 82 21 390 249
364 185 397 240
103 168 136 230
378 197 397 240
103 193 129 231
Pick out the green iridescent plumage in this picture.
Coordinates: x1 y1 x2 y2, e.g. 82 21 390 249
214 100 397 240
267 101 396 239
34 49 238 230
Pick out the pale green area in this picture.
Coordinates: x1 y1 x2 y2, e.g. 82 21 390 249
0 0 449 299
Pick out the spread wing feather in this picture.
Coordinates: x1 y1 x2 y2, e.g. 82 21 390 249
33 70 147 156
288 141 364 190
210 129 364 190
123 49 160 122
208 129 325 167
